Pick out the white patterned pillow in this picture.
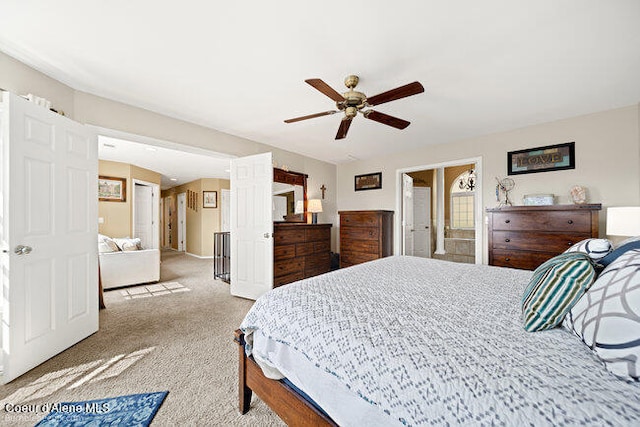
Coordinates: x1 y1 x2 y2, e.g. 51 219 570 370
98 234 120 253
113 237 142 251
564 238 613 261
564 249 640 381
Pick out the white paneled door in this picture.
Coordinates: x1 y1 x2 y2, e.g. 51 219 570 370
413 187 432 258
402 173 414 256
134 183 153 249
230 152 273 300
0 92 98 383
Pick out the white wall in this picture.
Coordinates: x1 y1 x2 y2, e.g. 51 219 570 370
337 104 640 261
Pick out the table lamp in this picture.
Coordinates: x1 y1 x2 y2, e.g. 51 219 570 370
308 199 322 224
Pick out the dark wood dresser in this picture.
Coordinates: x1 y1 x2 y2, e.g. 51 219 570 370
339 210 394 268
273 223 332 287
487 204 601 270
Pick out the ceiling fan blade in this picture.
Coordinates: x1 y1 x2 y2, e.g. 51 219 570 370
366 81 424 106
363 110 411 129
305 79 345 102
284 110 338 123
335 118 352 140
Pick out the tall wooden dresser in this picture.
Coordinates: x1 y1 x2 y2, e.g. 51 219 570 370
273 223 332 287
339 210 394 268
487 204 601 270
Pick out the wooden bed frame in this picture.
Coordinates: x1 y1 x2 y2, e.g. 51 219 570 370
234 329 337 426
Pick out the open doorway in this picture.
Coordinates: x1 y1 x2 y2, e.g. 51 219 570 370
397 157 482 264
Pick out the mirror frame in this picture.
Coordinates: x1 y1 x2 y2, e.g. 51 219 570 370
273 167 308 222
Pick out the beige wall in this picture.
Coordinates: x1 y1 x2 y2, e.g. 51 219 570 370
98 160 131 238
98 160 161 239
161 178 230 257
337 105 640 260
1 50 338 251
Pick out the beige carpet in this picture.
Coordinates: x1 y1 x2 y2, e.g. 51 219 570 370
0 250 284 426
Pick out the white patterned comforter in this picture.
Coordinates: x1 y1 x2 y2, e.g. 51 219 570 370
240 256 640 426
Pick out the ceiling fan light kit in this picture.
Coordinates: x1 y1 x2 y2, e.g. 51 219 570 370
285 75 424 140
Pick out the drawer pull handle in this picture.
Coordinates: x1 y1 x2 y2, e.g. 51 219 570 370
567 242 573 246
505 257 511 262
568 220 574 224
505 219 511 224
505 238 510 243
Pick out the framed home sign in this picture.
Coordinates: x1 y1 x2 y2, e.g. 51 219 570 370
354 172 382 191
203 191 217 208
98 176 126 202
507 141 575 175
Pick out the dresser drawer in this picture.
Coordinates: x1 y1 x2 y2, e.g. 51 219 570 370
491 211 592 232
341 213 380 227
341 251 379 266
491 250 555 270
341 226 379 241
492 231 591 252
305 253 331 277
274 259 304 276
314 240 330 253
274 228 305 245
274 271 304 287
296 242 314 256
306 227 330 242
340 239 379 254
274 244 296 260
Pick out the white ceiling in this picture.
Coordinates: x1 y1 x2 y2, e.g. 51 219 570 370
98 136 233 190
1 1 639 165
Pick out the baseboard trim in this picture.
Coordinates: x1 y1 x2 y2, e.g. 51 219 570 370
186 252 214 259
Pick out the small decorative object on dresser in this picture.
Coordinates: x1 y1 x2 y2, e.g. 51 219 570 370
569 185 587 204
523 194 554 206
486 204 601 270
273 223 331 287
339 210 393 268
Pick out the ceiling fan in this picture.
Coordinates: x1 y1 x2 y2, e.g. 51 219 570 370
284 75 424 140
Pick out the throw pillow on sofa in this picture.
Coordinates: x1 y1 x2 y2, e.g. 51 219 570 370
113 237 143 251
98 234 120 253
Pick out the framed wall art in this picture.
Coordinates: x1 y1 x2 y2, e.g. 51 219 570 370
203 191 218 208
354 172 382 191
508 142 575 175
98 176 126 202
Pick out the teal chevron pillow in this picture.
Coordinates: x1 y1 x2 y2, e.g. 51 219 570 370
522 252 596 332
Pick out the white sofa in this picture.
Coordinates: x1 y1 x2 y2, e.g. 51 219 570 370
98 235 160 289
99 248 160 290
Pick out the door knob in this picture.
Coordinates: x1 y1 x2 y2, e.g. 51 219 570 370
15 245 32 255
263 233 271 238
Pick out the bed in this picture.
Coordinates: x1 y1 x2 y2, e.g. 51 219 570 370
235 255 640 426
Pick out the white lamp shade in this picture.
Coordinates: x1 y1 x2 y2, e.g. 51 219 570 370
606 207 640 236
308 199 323 213
294 200 304 214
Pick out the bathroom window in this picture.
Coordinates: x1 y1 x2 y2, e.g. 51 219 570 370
451 169 475 229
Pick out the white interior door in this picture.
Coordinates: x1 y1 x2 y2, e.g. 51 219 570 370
0 92 98 383
177 192 186 251
163 196 172 248
402 173 414 256
413 187 432 258
230 152 273 300
134 183 153 249
221 189 230 232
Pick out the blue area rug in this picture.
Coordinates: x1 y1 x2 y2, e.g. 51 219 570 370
35 391 168 427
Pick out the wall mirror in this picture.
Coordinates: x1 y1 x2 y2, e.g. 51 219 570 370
273 168 307 222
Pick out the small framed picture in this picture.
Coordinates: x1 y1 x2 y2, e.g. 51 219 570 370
98 176 126 202
354 172 382 191
203 191 218 208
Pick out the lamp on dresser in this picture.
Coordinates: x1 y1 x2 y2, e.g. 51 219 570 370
308 199 323 224
606 206 640 236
